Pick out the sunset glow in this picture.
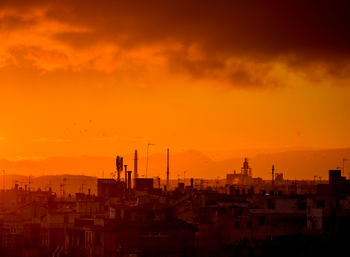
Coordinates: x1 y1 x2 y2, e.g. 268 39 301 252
2 3 350 256
0 1 349 174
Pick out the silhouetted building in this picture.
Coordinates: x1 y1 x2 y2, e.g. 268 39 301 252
317 170 350 197
134 178 154 192
226 158 254 185
104 219 196 257
97 179 125 198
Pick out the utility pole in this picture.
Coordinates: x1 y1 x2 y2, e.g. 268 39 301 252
80 183 85 193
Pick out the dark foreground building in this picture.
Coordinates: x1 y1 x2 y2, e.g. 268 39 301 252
105 219 196 257
0 166 350 257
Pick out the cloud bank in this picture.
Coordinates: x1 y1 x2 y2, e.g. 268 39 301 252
1 0 350 88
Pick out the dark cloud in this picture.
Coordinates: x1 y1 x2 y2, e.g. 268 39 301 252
0 15 38 31
1 0 350 87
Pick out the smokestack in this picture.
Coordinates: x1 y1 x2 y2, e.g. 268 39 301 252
190 178 194 189
134 150 138 179
167 148 170 188
272 165 275 187
127 171 132 190
116 156 119 180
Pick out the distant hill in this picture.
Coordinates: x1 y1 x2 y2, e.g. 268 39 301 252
1 174 98 196
124 148 350 180
250 148 350 180
0 148 349 181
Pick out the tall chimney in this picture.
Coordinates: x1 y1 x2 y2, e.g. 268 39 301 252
134 150 138 179
167 148 170 188
124 165 128 191
116 156 119 180
272 165 275 187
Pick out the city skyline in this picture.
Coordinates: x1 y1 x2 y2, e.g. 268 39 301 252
1 2 350 257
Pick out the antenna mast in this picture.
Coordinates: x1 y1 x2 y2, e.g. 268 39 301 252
134 150 138 179
167 148 170 188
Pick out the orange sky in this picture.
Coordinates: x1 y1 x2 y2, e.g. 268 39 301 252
1 0 350 161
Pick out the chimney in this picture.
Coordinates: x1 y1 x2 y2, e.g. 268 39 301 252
134 150 138 179
167 148 170 188
272 165 275 187
116 156 119 180
120 157 123 177
124 165 128 190
190 178 194 189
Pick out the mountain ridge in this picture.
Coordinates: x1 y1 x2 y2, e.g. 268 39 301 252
0 147 349 180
